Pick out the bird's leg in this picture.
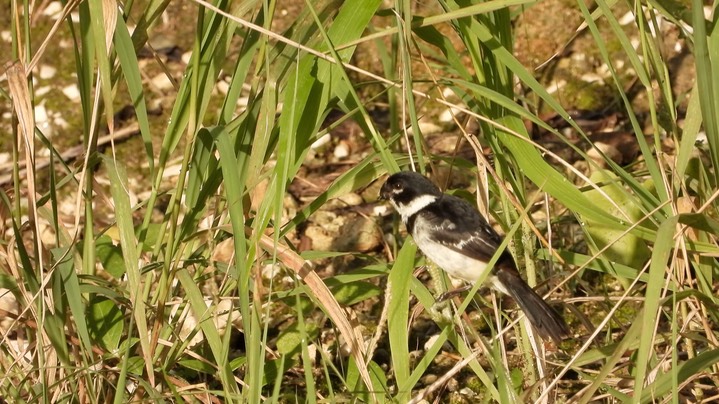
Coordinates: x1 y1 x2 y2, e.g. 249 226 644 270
436 285 473 302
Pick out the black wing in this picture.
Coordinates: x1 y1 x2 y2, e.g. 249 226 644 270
410 194 514 265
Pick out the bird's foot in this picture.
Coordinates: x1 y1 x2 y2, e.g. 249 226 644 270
436 285 473 302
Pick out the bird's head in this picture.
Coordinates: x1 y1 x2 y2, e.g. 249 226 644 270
380 172 442 218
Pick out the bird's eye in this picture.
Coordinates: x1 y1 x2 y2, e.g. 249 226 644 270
393 182 402 190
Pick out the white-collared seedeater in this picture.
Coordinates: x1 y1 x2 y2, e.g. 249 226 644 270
380 171 568 343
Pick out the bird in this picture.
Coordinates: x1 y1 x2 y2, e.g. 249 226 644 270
380 171 568 344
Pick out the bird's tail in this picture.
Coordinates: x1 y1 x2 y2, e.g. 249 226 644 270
492 267 568 344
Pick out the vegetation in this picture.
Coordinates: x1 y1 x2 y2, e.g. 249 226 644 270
1 0 718 402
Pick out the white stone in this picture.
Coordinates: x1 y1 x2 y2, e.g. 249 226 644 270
62 84 81 102
580 73 604 83
424 333 441 351
150 73 174 91
35 86 51 96
311 133 331 149
333 141 350 159
181 51 192 65
373 205 389 216
618 11 635 25
53 114 69 129
438 105 465 123
261 263 281 279
337 192 363 206
216 79 230 95
38 64 57 80
43 2 63 17
35 103 48 123
547 80 566 94
417 120 442 135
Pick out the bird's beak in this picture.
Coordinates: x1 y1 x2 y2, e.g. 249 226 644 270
378 183 390 201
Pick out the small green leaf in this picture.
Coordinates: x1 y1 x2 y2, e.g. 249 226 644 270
87 296 124 352
178 358 217 374
276 322 318 357
96 235 125 279
582 169 652 269
330 281 381 306
346 357 388 401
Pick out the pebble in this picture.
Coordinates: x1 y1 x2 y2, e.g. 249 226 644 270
150 73 174 91
333 141 350 159
416 120 443 135
337 192 363 206
580 73 604 83
62 84 81 102
597 63 611 77
334 215 382 252
53 114 69 129
216 79 230 95
424 333 442 351
420 374 438 385
438 106 463 123
35 102 53 137
181 51 192 65
43 2 63 17
618 11 635 26
547 79 566 94
261 263 281 280
587 142 622 168
38 64 57 80
459 387 476 397
311 133 331 149
35 86 51 97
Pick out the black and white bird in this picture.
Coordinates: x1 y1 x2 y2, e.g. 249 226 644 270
380 171 568 344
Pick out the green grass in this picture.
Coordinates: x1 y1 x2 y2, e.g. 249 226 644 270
1 0 718 402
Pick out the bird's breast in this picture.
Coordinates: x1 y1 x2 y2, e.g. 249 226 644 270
411 220 489 283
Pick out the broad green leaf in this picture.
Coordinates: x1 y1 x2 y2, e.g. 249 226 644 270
583 169 652 269
96 235 125 279
87 296 124 352
276 322 319 357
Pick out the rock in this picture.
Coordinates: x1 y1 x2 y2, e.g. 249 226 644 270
303 210 382 252
304 210 344 251
0 289 18 334
38 65 57 80
34 102 53 137
150 73 174 91
42 2 63 18
216 79 230 95
337 192 363 206
211 238 234 264
62 84 81 102
333 140 350 159
333 215 382 252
